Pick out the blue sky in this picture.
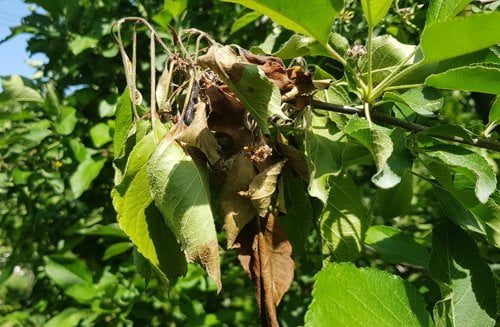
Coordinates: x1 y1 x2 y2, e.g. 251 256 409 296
0 0 46 78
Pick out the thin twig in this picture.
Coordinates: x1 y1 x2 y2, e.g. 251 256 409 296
311 100 500 152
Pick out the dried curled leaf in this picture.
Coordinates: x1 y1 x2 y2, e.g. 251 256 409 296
236 213 294 327
220 154 257 249
242 160 287 217
176 102 220 165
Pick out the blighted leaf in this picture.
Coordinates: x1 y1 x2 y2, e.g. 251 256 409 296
243 160 287 217
305 112 342 203
112 132 187 282
220 154 257 249
320 174 369 261
198 45 286 134
236 213 294 327
344 118 412 189
421 12 500 64
425 63 500 94
176 102 220 165
361 0 393 26
359 35 417 85
223 0 343 46
383 87 444 117
423 144 496 203
305 263 432 327
365 225 430 266
377 171 413 218
148 140 221 290
429 222 496 327
274 141 309 180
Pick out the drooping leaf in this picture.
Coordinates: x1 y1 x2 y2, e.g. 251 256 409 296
55 106 78 135
359 35 417 85
236 213 294 327
361 0 393 26
305 112 342 203
112 132 187 282
421 12 500 64
426 0 473 25
425 63 500 94
280 171 313 255
148 139 221 290
198 45 286 134
305 262 432 327
220 154 257 249
230 11 262 34
320 174 369 262
365 225 430 266
377 171 413 218
243 160 286 217
423 144 496 203
344 118 412 189
223 0 343 46
175 102 220 165
429 222 496 327
70 157 106 199
89 122 112 148
383 87 444 117
113 88 133 158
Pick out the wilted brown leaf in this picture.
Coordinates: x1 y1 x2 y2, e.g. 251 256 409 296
242 160 287 217
275 142 309 181
220 154 257 249
236 213 294 327
175 102 220 165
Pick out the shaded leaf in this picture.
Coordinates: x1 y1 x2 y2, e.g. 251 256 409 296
429 222 496 327
377 171 413 219
320 174 369 261
102 242 133 260
421 12 500 63
305 262 432 327
220 154 257 249
236 213 294 327
383 87 444 117
365 225 430 266
148 139 221 290
425 63 500 94
488 97 499 124
230 11 262 34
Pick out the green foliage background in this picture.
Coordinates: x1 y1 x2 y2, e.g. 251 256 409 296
0 0 498 326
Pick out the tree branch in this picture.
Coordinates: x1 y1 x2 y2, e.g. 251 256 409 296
311 100 500 152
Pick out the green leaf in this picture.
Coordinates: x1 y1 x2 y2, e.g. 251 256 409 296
45 308 91 327
383 87 444 117
89 122 112 148
421 12 500 64
305 262 432 327
423 144 496 203
164 0 187 18
55 106 78 135
429 222 496 327
489 97 499 124
0 75 43 104
365 225 430 266
344 119 412 189
421 125 473 143
43 255 98 303
102 242 133 260
223 0 343 45
359 35 417 85
69 35 98 55
44 83 61 117
148 140 221 289
425 63 500 94
361 0 393 26
252 34 332 59
377 171 413 218
113 88 133 158
70 157 106 198
280 171 313 255
112 132 187 282
305 112 342 203
230 11 262 34
320 174 369 262
426 0 472 25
